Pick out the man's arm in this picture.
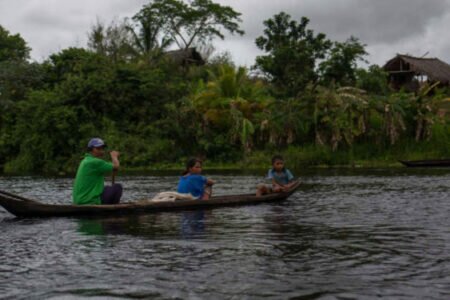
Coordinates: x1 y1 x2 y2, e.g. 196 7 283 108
110 151 120 170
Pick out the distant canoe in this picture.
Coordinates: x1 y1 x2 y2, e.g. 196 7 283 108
0 180 301 218
399 159 450 167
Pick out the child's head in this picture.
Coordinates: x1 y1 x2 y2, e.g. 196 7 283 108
183 158 203 175
271 155 285 172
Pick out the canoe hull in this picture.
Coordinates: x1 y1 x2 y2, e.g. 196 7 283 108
399 159 450 167
0 181 301 218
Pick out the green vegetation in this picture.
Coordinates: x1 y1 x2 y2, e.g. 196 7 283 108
0 0 449 174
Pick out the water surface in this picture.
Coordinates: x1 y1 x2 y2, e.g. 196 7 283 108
0 169 449 299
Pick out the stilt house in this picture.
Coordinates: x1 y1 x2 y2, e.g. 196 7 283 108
383 54 450 91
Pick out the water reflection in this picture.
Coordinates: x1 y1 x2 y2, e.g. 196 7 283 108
180 210 205 238
77 218 105 235
76 215 160 236
76 211 208 239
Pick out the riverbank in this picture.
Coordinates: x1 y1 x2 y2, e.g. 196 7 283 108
124 141 449 172
2 140 449 175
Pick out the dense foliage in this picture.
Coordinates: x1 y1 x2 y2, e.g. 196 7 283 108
0 2 449 173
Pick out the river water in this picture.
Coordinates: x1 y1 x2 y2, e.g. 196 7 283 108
0 169 449 299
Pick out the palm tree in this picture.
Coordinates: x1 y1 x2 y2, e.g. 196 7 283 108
265 97 310 146
314 86 368 150
379 92 410 145
191 64 270 152
412 82 444 141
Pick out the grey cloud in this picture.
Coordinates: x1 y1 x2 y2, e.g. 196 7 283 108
308 0 449 44
219 0 449 44
0 0 148 60
216 0 450 65
1 0 450 66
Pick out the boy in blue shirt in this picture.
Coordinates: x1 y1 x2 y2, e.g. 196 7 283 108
256 155 295 196
177 158 215 199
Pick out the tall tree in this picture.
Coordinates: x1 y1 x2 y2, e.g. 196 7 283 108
319 36 368 86
87 19 136 62
254 12 331 97
0 25 30 62
135 0 244 50
355 65 390 95
0 61 44 103
130 5 173 56
0 26 38 108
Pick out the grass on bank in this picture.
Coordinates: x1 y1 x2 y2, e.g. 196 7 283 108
2 128 449 175
120 137 450 172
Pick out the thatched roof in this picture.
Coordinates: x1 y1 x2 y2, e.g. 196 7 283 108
164 48 205 66
384 54 450 84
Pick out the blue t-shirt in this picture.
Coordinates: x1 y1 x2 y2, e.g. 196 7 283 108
267 169 294 185
177 174 207 198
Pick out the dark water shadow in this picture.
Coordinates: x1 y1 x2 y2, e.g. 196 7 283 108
180 210 206 238
76 210 208 239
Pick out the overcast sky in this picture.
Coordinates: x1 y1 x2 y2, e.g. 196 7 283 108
1 0 450 67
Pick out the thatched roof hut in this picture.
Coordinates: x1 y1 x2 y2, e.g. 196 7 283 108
383 54 450 91
164 48 205 66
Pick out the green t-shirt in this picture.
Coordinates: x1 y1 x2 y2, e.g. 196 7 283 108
72 153 113 205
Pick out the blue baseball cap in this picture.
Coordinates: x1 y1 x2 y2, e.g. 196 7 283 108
87 138 106 149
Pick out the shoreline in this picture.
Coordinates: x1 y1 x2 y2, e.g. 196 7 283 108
3 160 449 177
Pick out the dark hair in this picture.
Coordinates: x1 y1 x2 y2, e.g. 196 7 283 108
271 155 284 164
271 154 286 172
182 158 202 175
87 145 106 152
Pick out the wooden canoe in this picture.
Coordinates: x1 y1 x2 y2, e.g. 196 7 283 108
399 159 450 167
0 180 301 218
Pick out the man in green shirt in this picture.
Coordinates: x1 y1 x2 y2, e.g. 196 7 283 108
73 138 122 205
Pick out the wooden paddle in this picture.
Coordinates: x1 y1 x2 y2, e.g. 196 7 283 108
112 169 117 185
110 150 120 185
